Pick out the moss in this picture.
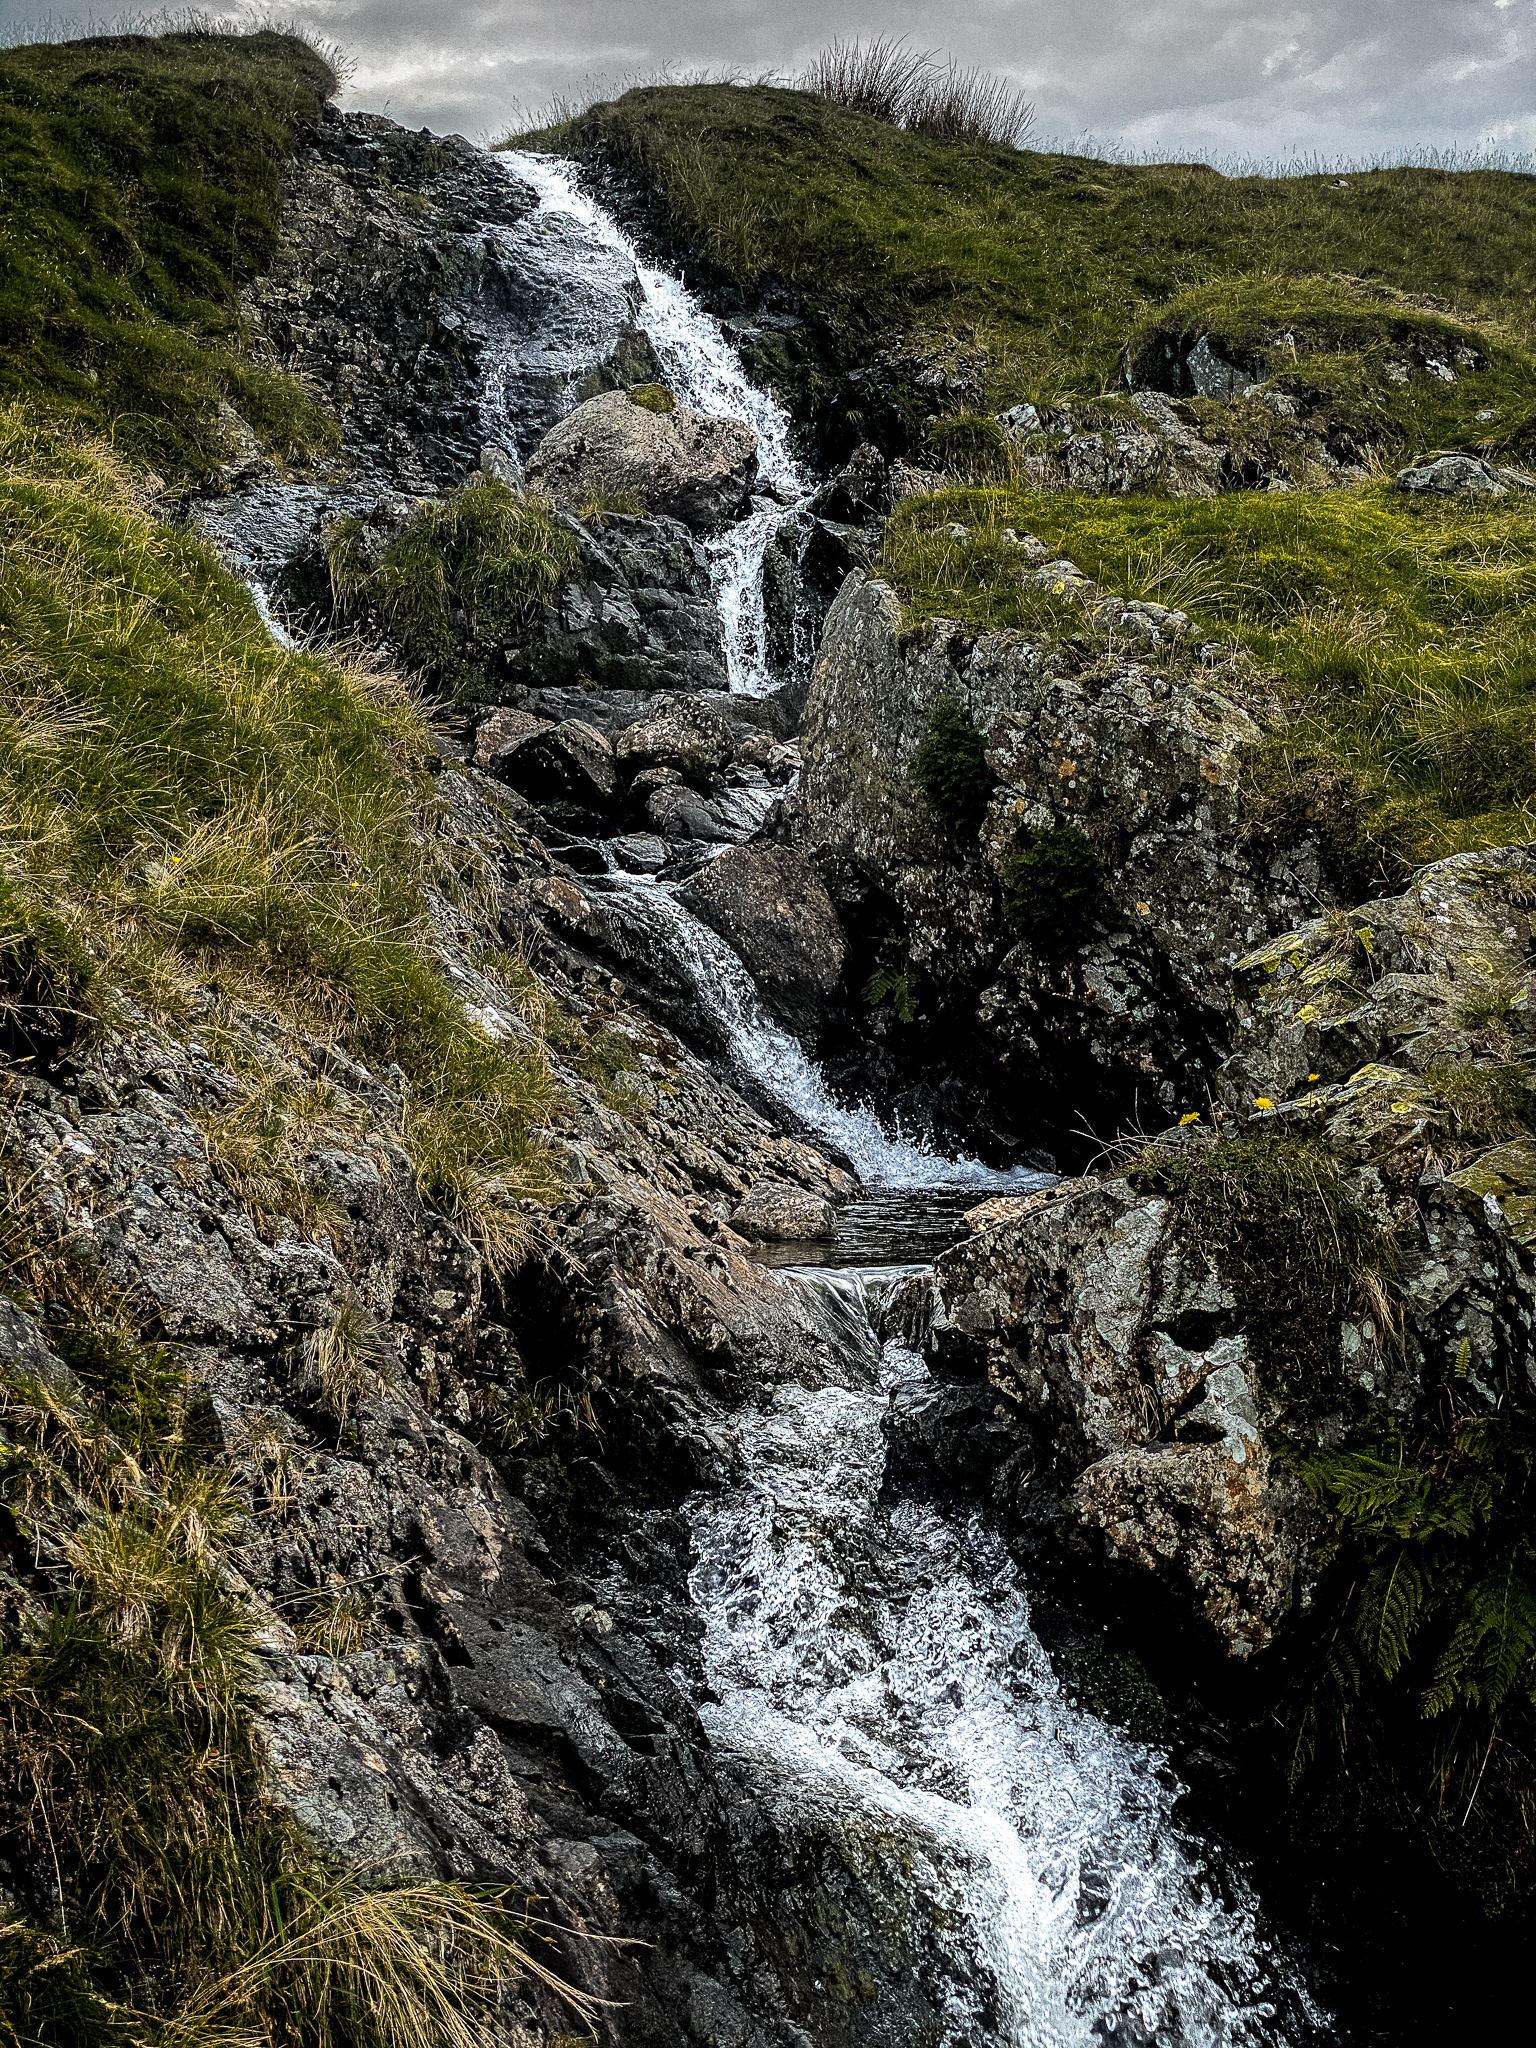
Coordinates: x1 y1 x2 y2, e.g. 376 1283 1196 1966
625 381 676 414
907 694 995 839
881 478 1536 877
1000 825 1112 957
329 477 579 690
0 28 341 479
1079 1647 1167 1742
1125 1131 1399 1416
1423 1060 1536 1150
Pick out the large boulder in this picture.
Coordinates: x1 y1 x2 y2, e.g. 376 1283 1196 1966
678 845 847 1038
487 717 618 832
527 389 758 532
497 510 727 695
908 847 1536 1659
795 570 1330 1147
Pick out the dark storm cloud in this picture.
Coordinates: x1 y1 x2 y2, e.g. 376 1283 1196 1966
4 1 1533 159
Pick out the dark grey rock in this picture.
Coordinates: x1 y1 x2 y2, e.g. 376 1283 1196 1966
678 844 847 1037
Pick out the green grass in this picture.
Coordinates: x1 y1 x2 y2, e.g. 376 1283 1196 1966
328 478 578 692
0 26 341 478
0 406 562 1260
880 479 1536 874
520 83 1536 451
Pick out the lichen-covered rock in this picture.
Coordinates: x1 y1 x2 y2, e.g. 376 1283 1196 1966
528 389 758 531
730 1181 837 1241
920 849 1536 1657
797 571 1329 1146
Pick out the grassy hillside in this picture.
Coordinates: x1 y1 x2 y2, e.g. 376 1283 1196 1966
0 26 340 477
530 83 1536 456
883 478 1536 879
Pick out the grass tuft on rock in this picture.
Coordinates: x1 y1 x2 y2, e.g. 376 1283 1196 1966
328 477 579 690
1001 825 1112 956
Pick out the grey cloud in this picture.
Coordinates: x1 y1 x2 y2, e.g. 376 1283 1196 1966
3 1 1532 158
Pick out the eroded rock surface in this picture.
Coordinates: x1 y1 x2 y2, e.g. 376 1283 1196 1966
528 389 759 531
797 570 1330 1147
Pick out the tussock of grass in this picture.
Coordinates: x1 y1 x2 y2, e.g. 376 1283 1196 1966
0 27 342 478
880 479 1536 873
0 407 564 1258
328 477 578 691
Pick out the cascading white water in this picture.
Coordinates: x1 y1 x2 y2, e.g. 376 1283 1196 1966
495 151 810 697
690 1279 1328 2047
595 873 1040 1190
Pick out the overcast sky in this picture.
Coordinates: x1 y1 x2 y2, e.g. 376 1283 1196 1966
6 2 1535 163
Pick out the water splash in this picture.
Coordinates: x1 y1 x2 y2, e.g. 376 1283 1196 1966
690 1304 1330 2047
596 874 1040 1190
496 151 810 696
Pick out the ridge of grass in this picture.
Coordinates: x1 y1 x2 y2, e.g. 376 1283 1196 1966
0 26 341 479
0 404 563 1266
879 478 1536 875
521 82 1536 449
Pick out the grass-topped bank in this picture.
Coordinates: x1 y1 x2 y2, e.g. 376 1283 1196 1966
0 405 565 1265
882 478 1536 879
521 82 1536 454
0 25 340 478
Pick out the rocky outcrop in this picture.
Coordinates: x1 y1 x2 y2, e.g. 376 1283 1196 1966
678 844 846 1037
1395 452 1536 497
528 389 758 531
796 570 1329 1151
239 110 659 486
903 846 1536 1657
0 753 880 2040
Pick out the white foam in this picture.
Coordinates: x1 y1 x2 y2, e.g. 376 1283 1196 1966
497 152 810 697
690 1327 1328 2045
597 876 1041 1189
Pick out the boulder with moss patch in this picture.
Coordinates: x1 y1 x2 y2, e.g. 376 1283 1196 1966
796 570 1331 1152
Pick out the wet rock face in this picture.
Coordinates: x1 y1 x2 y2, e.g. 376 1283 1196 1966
796 571 1331 1151
528 388 759 531
239 111 662 488
913 848 1536 1658
678 844 847 1038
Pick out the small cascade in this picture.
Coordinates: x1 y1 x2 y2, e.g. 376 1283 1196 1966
689 1257 1329 2047
595 873 1039 1189
494 152 811 697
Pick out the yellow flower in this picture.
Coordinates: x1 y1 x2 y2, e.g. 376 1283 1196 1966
1179 1112 1201 1126
1308 1073 1319 1082
1254 1097 1274 1111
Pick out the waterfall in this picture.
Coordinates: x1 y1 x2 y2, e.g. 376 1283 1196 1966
594 873 1041 1190
689 1281 1329 2047
494 151 810 698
